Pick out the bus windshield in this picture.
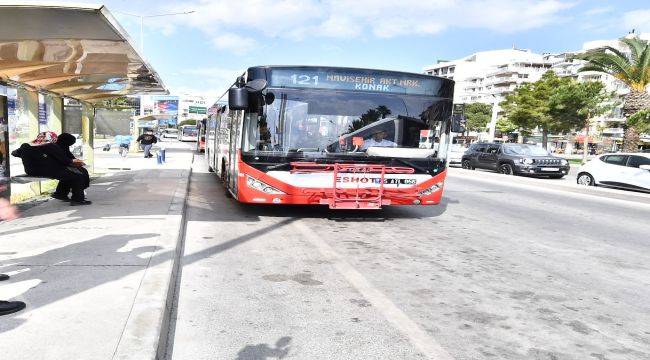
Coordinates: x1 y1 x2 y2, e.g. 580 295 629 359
242 89 451 157
182 126 197 136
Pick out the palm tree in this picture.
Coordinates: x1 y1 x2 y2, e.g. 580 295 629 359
576 36 650 152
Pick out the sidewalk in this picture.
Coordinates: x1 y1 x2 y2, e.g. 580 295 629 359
0 145 192 360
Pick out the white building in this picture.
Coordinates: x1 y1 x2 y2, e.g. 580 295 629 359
423 48 550 104
423 48 553 140
424 34 649 148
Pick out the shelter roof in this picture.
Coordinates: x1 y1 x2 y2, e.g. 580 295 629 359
0 2 167 102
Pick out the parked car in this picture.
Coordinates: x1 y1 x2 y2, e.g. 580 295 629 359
577 153 650 192
447 144 468 166
461 142 570 178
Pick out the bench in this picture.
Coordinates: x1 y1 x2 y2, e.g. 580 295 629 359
11 174 52 184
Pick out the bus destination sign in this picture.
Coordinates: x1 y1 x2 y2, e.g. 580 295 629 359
269 69 442 95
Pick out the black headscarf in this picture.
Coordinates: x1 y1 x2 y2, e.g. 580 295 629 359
57 133 77 159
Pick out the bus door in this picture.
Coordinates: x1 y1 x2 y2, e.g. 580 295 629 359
228 110 242 194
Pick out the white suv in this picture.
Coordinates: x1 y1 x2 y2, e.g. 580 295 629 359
577 153 650 192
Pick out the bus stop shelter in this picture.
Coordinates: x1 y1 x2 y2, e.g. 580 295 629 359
0 2 167 202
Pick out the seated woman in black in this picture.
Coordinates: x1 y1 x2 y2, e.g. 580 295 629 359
11 132 91 205
55 133 91 193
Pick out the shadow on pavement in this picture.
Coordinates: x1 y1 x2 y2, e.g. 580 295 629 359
0 233 160 333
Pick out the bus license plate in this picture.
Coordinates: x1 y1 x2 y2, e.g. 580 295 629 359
541 167 559 171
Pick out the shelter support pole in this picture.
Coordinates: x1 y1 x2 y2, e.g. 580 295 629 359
21 89 42 195
48 94 64 134
81 102 95 174
20 88 39 140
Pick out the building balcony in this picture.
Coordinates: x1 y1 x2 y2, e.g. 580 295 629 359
602 127 624 135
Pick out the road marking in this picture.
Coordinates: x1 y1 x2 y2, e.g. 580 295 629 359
293 220 454 360
448 171 650 210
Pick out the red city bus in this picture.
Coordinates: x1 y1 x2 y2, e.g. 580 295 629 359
205 66 458 209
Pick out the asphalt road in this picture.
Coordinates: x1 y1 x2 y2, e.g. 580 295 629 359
167 154 650 360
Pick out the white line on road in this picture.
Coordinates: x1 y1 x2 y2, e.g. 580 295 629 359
293 220 455 360
448 172 650 210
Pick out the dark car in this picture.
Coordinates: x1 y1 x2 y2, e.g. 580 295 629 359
461 143 570 178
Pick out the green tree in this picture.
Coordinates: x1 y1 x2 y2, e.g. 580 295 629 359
464 103 492 133
495 117 519 136
549 80 614 163
178 119 197 127
500 71 572 149
97 96 131 110
627 108 650 135
576 36 650 152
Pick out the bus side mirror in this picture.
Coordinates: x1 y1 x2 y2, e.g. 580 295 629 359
245 79 267 93
451 115 465 133
229 87 248 110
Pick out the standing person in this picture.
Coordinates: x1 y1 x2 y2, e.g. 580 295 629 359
137 129 158 158
115 134 132 158
0 184 26 316
11 131 91 205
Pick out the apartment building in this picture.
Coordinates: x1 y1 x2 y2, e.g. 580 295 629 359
423 48 550 104
424 33 649 150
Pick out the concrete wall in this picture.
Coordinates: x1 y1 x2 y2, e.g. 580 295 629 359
95 109 131 136
64 103 82 134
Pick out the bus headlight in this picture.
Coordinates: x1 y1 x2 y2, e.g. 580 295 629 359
418 181 444 196
246 176 285 195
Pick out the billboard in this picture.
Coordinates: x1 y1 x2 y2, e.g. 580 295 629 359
152 96 179 116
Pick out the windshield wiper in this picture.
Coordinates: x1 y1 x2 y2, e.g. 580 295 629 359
266 162 291 170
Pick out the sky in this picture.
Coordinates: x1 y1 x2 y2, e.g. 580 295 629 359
65 0 650 103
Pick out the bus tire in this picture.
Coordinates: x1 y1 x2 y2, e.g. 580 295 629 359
221 162 232 198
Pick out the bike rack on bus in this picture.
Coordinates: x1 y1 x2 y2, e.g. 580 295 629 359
290 162 415 209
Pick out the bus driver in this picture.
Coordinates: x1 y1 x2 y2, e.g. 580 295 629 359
362 129 397 150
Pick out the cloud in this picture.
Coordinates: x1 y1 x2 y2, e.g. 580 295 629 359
211 33 257 54
584 6 613 16
156 0 574 54
623 9 650 33
176 67 246 99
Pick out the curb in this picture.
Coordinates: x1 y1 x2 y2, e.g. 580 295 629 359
112 157 192 360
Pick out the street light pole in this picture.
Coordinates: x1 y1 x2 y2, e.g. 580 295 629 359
140 16 144 53
113 10 195 54
487 94 500 141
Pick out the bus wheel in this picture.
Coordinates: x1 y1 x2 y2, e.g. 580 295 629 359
221 163 232 198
